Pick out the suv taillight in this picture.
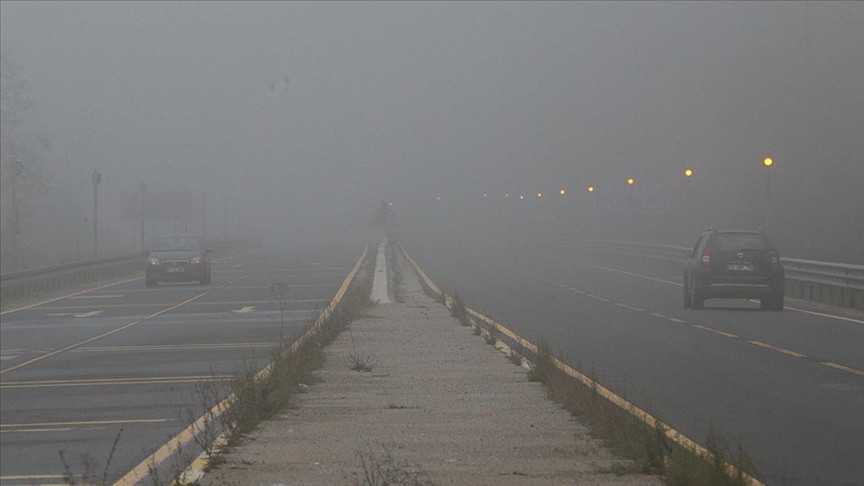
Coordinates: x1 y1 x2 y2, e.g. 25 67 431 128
701 249 711 266
768 250 779 266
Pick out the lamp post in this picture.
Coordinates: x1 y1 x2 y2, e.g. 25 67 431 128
763 157 773 233
684 168 694 242
139 182 147 251
92 170 102 258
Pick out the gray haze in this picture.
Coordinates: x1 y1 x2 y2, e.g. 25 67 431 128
1 1 862 267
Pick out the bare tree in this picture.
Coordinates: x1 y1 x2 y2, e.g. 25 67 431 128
1 53 52 271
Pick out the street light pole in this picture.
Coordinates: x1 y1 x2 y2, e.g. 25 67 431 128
139 182 147 251
763 157 773 233
92 170 102 258
684 168 694 243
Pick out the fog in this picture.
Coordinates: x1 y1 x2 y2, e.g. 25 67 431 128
2 2 862 270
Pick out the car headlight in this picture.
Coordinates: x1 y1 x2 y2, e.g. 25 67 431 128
191 257 203 265
148 258 160 266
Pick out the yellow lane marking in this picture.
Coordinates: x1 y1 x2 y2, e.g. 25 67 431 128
1 375 232 389
667 317 687 323
0 276 246 376
92 284 340 294
211 272 351 279
2 316 309 331
71 343 273 352
0 277 143 316
747 341 807 358
692 325 738 339
614 303 645 312
214 266 352 272
0 246 264 317
0 475 66 480
34 299 325 310
401 245 763 486
0 419 168 428
1 323 110 330
116 244 370 485
398 243 442 296
586 294 610 302
648 312 668 319
208 284 339 290
821 362 864 376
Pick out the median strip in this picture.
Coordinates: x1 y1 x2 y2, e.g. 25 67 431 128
403 243 764 486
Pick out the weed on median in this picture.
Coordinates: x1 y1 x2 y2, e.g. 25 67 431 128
59 427 123 486
449 291 758 485
352 442 433 486
525 341 757 485
146 254 375 485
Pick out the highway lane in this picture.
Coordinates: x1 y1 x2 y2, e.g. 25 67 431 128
0 242 364 485
398 226 864 486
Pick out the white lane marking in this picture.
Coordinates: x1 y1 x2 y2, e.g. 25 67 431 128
539 252 864 325
371 239 392 304
231 306 256 313
68 295 124 299
45 310 103 318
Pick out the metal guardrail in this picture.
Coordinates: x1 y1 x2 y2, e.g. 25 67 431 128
547 237 864 310
0 238 263 303
1 252 147 302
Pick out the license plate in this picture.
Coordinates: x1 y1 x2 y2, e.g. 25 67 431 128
166 267 185 273
728 264 754 271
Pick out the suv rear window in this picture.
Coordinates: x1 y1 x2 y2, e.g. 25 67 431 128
712 233 769 251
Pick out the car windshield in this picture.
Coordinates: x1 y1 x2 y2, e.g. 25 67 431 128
152 237 200 252
713 233 769 251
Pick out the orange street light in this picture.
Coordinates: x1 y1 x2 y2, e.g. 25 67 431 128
519 195 525 200
588 186 595 193
537 192 543 198
763 157 773 167
627 178 635 185
559 188 566 196
685 168 693 177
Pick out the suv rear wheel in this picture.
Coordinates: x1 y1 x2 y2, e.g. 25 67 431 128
682 276 692 308
691 285 705 309
760 294 784 311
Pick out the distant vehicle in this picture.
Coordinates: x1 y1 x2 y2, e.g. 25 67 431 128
682 228 785 310
145 234 212 286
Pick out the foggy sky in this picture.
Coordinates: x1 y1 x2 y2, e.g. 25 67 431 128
1 1 862 255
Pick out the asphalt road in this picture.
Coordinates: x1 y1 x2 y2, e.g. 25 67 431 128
0 242 364 485
397 223 864 486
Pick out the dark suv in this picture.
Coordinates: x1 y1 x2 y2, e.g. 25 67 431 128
683 228 784 310
146 234 212 286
